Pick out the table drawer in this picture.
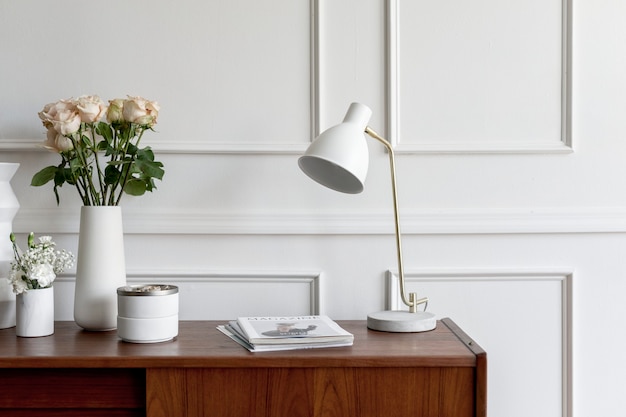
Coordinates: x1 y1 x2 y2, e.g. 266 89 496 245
0 368 145 416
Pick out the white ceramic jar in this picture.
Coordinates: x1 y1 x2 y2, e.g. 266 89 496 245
117 284 178 343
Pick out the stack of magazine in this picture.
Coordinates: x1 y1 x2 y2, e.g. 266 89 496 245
217 315 354 352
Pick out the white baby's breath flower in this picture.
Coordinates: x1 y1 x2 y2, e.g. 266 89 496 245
54 250 75 274
38 236 53 244
8 233 74 294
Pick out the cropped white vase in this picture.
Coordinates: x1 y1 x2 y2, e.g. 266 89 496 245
0 278 16 329
0 162 19 329
74 206 127 331
16 286 54 337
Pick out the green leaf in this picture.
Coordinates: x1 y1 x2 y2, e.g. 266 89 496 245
31 166 57 186
145 177 157 192
123 178 147 196
97 140 108 152
137 147 155 161
53 186 60 205
126 143 138 156
62 167 76 185
54 168 66 186
134 158 164 180
69 157 83 171
96 122 113 142
104 165 121 185
118 123 135 141
81 133 93 147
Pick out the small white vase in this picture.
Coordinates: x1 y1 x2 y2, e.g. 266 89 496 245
16 286 54 337
0 162 19 329
74 206 127 331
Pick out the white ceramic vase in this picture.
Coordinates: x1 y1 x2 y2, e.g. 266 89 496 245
0 162 19 329
74 206 127 331
16 286 54 337
0 278 16 329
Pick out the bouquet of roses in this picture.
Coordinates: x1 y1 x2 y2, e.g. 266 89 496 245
8 233 75 294
32 95 164 206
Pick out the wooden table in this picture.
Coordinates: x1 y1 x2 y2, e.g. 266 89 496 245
0 318 486 417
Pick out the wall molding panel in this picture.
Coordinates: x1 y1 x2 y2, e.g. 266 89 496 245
0 139 313 154
0 0 318 155
1 1 623 415
1 0 573 156
386 267 573 417
387 0 573 154
56 269 323 320
17 207 626 236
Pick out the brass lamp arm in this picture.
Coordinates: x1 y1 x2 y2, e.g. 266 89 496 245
364 126 428 313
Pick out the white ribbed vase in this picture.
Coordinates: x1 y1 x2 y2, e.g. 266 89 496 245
16 286 54 337
74 206 127 331
0 162 19 329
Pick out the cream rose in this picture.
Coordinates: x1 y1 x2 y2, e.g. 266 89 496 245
106 98 125 123
33 94 163 206
122 96 160 126
75 95 107 123
42 127 74 153
38 99 82 135
38 102 56 130
53 110 81 135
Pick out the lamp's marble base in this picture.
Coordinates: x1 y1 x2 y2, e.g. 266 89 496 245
367 310 437 333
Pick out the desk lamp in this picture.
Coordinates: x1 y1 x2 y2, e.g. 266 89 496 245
298 102 436 332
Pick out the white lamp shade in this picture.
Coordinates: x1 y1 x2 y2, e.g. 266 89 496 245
298 103 372 194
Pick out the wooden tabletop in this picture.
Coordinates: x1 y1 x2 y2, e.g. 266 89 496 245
0 318 484 369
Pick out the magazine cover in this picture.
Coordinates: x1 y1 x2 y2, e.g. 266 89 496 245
236 315 353 345
217 324 353 352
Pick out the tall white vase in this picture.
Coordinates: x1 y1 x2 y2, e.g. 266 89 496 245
16 286 54 337
0 162 19 329
74 206 127 331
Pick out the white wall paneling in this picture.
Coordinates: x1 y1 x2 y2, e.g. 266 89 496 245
0 0 316 155
387 268 572 417
14 206 626 236
1 1 626 416
55 269 322 321
389 0 572 154
316 0 386 132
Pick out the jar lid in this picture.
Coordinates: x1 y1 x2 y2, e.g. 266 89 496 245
117 284 178 296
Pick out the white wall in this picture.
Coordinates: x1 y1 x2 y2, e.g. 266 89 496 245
1 1 625 416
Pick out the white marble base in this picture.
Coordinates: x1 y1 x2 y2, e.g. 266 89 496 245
367 310 437 333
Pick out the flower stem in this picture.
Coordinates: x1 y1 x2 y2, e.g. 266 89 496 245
114 126 145 206
90 124 107 205
73 126 102 205
65 140 90 205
